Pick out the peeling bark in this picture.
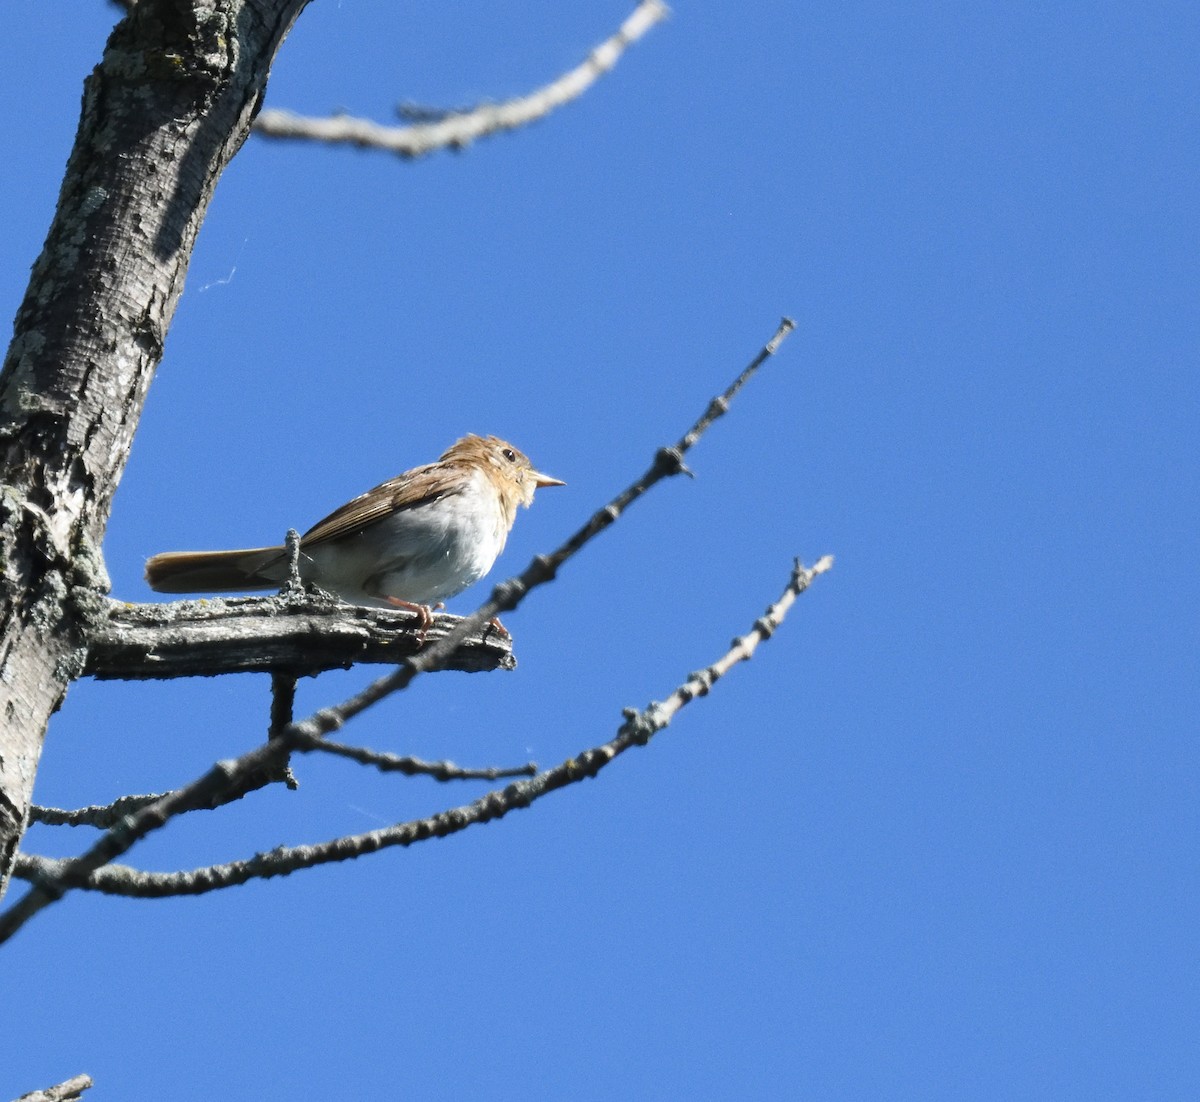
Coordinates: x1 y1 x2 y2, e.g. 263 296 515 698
84 596 517 679
0 0 309 897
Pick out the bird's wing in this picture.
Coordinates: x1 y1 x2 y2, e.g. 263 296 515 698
300 462 467 547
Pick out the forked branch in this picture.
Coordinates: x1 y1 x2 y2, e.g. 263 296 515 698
0 316 803 942
13 557 831 900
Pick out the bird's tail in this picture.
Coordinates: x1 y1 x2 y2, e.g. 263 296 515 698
144 547 286 594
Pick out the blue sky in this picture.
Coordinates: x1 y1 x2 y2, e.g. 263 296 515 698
2 2 1198 1098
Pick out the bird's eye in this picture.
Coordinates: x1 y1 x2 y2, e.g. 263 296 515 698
502 448 517 462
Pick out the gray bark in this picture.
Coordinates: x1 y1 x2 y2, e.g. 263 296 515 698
85 596 516 679
0 0 309 898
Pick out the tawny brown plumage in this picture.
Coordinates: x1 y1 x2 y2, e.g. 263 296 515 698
145 435 563 612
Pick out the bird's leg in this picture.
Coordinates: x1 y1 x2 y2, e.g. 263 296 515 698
483 617 510 641
365 574 438 639
384 596 435 637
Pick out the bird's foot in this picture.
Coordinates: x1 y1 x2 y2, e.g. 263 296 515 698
483 617 510 642
385 596 435 638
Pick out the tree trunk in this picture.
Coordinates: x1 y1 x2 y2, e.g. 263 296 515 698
0 0 308 898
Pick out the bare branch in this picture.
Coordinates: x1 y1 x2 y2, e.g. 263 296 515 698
0 0 311 898
27 738 530 835
297 735 537 782
13 1075 93 1102
255 316 799 731
28 765 293 834
1 740 298 939
0 318 798 938
264 672 299 790
253 0 668 158
84 595 515 679
12 557 831 900
269 672 296 741
30 794 165 829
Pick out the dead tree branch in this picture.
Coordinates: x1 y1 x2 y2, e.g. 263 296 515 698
13 1075 93 1102
0 317 802 940
30 794 165 829
253 0 667 157
298 737 537 782
84 595 515 679
26 743 529 834
13 557 832 900
0 0 312 899
270 316 800 726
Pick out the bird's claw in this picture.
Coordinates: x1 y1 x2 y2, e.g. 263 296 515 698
385 596 435 639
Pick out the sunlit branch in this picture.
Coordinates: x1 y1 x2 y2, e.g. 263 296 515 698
13 1073 93 1102
278 316 798 731
13 556 831 899
253 0 668 158
0 317 798 940
297 736 538 781
30 794 166 829
27 741 529 833
85 595 515 680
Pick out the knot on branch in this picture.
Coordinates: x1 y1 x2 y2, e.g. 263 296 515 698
680 668 715 702
767 316 797 352
530 554 559 583
501 781 534 809
620 706 659 746
489 578 527 612
752 616 777 641
704 395 730 420
653 446 694 479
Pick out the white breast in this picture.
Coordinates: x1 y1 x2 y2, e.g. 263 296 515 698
300 468 509 607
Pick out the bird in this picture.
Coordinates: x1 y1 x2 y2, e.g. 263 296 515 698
144 434 564 626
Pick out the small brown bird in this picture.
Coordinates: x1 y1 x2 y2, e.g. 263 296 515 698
145 435 564 622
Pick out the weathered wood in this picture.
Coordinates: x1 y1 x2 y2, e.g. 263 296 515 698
84 596 516 679
0 0 311 897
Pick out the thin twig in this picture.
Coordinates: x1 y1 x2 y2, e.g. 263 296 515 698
27 737 528 834
0 318 796 939
13 1074 94 1102
248 316 799 748
270 672 296 739
1 737 297 939
30 793 166 829
12 557 831 899
253 1 668 158
267 672 300 789
297 735 537 781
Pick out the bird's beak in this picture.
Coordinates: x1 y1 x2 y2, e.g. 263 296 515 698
534 471 566 488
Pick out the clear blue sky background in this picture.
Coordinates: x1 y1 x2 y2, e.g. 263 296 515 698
3 2 1197 1098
